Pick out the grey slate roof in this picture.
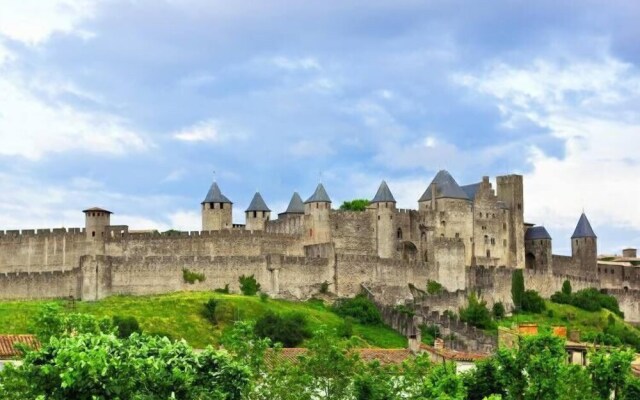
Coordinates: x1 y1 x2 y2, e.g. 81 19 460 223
305 183 331 203
202 182 232 204
571 213 597 239
246 192 270 212
371 181 396 203
419 170 470 202
284 192 305 214
525 226 552 240
460 183 481 200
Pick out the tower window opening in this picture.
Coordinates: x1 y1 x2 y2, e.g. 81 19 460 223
397 228 403 240
92 231 95 237
517 203 522 210
491 238 495 245
484 235 488 244
378 216 380 220
503 223 507 230
486 250 491 258
440 220 446 227
455 233 460 238
253 211 257 218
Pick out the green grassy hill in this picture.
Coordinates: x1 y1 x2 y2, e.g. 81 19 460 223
0 292 407 349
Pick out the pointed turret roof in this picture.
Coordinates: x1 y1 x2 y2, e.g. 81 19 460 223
418 170 469 202
246 192 270 212
571 213 597 239
202 181 232 204
525 226 552 240
305 183 331 203
284 192 305 214
371 181 396 203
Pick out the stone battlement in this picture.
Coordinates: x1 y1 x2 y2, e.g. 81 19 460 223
115 229 300 240
0 228 84 238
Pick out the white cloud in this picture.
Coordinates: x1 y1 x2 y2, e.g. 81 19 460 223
0 76 148 160
0 0 97 45
167 210 200 231
271 56 321 71
455 55 640 232
172 119 246 143
289 139 334 158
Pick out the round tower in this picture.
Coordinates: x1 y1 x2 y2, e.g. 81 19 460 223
304 183 332 244
571 213 597 277
524 226 552 271
201 181 233 231
245 192 271 231
83 207 112 240
371 180 397 259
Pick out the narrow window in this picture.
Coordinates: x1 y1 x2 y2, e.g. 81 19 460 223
397 228 403 240
92 231 96 237
253 211 257 218
487 250 491 258
455 233 460 238
440 220 446 227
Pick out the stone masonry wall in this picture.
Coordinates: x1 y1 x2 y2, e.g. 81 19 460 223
0 268 81 300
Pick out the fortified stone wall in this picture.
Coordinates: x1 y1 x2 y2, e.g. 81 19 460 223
0 268 80 300
266 215 305 235
0 229 88 273
329 211 376 256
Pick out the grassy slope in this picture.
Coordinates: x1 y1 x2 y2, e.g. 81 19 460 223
0 292 406 349
497 300 636 338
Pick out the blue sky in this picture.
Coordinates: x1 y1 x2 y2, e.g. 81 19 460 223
0 0 639 255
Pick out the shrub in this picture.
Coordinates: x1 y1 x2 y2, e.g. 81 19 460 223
214 301 239 324
550 291 572 305
511 269 525 312
394 304 415 317
112 315 141 338
492 302 506 319
546 309 555 318
202 299 218 324
183 268 205 284
443 310 457 320
521 290 546 313
319 281 330 294
459 293 495 330
254 312 310 347
214 284 230 294
332 294 382 325
239 274 261 296
556 288 625 317
337 317 354 338
426 280 445 295
339 199 370 211
260 292 269 302
420 324 440 346
562 280 572 295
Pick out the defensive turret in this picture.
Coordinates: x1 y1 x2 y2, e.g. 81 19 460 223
305 183 332 244
83 207 112 240
371 180 397 258
245 192 271 231
571 213 597 277
201 181 232 231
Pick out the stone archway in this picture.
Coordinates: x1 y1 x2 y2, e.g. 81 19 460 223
399 241 418 261
525 252 536 269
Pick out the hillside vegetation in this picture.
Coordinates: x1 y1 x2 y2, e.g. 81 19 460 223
0 292 406 349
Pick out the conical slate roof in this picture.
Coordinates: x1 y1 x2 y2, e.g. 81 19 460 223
246 192 270 212
284 192 305 214
525 226 552 240
371 181 396 203
305 183 331 203
202 181 232 204
571 213 597 239
419 170 469 202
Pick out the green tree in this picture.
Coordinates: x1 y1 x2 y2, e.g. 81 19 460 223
492 302 506 319
459 292 495 330
339 199 370 211
332 294 382 325
254 312 311 347
112 315 141 338
521 290 546 313
562 279 572 295
31 304 113 343
511 269 525 312
462 358 506 400
588 348 635 400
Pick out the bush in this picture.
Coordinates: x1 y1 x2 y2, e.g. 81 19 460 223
443 310 457 320
214 301 239 324
420 324 440 346
394 304 415 317
492 302 506 319
214 284 230 294
202 299 218 324
426 280 445 295
521 290 546 313
511 269 525 312
254 312 311 347
260 292 269 302
112 315 141 338
337 317 354 338
339 199 370 211
459 293 495 330
239 274 261 296
183 268 205 284
319 281 330 294
554 288 624 317
332 294 382 325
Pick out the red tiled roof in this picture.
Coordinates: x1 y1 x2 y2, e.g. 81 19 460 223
420 344 488 362
0 335 39 358
632 364 640 377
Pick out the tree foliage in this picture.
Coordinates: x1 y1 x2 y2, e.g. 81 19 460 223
254 312 311 347
339 199 370 211
112 315 141 338
521 290 546 313
459 292 495 330
239 274 261 296
551 287 624 317
511 269 525 312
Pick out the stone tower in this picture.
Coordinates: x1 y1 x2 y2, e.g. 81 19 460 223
418 170 473 265
245 192 271 231
201 181 232 231
83 207 112 240
496 174 525 268
571 213 598 277
524 226 552 271
304 183 332 244
370 180 397 259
